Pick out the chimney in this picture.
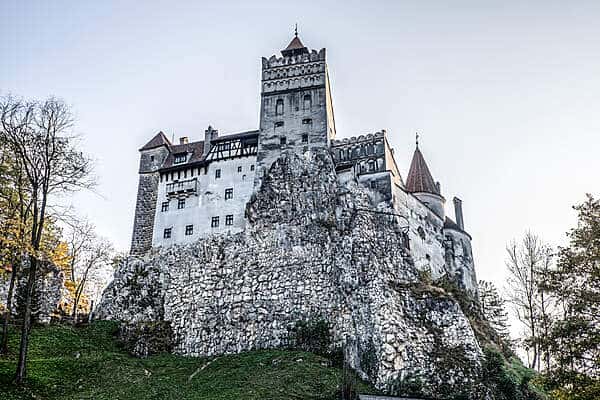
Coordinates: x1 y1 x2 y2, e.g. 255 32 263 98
453 197 464 230
203 125 218 157
179 136 188 145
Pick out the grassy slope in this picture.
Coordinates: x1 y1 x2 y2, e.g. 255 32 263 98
0 322 375 400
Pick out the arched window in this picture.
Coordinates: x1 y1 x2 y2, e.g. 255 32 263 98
276 99 284 116
303 94 312 110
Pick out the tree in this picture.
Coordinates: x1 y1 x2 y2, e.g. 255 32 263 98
478 280 511 343
505 231 555 371
64 219 114 323
0 95 94 383
544 195 600 400
0 137 31 354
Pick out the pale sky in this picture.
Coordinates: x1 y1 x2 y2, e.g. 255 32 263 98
2 1 599 314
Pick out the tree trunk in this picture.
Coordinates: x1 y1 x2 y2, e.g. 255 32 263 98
14 255 37 384
0 255 20 354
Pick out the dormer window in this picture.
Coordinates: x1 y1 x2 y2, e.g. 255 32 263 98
173 153 187 164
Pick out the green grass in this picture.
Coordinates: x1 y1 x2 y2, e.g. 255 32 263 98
0 322 376 399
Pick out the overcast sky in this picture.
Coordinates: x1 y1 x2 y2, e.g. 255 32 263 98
2 0 599 325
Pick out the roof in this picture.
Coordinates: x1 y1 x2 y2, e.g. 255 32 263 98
140 131 171 151
156 129 259 171
405 146 439 195
444 217 471 239
281 35 309 56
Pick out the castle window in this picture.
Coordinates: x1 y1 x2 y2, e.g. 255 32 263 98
225 215 234 226
163 228 172 239
211 216 220 228
215 169 221 179
417 226 426 240
275 121 284 128
303 94 312 110
150 155 155 162
178 198 185 209
161 202 169 212
370 181 377 189
302 118 312 125
276 99 284 115
242 174 246 181
237 166 242 173
302 134 308 143
174 153 187 164
185 225 193 236
280 137 287 145
368 160 376 172
225 188 233 200
250 165 255 171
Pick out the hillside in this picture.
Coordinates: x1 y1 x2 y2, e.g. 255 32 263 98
0 322 375 400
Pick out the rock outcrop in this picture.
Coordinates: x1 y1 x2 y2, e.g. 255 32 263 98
98 149 483 396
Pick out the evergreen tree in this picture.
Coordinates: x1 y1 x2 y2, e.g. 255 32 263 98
544 194 600 400
478 280 511 343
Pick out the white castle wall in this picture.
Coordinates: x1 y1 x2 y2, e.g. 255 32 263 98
152 156 257 247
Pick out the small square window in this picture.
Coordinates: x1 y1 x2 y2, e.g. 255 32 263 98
225 188 233 200
150 155 155 162
302 118 312 125
275 121 284 128
280 137 287 145
178 198 185 209
215 169 221 179
161 201 169 212
237 166 242 173
163 228 172 239
250 165 255 171
211 216 219 228
301 134 308 143
225 215 234 226
185 225 193 236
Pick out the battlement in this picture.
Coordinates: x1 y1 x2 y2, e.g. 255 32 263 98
261 48 326 69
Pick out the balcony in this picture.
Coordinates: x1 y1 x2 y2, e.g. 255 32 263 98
166 178 197 197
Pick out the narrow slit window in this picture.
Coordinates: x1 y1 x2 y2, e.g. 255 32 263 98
275 99 284 115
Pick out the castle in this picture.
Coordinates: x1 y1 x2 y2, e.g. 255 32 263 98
130 33 478 295
102 33 489 396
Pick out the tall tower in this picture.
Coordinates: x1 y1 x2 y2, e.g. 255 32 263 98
254 32 336 188
130 131 171 255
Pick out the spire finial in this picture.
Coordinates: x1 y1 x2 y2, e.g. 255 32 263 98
294 23 298 37
415 132 420 149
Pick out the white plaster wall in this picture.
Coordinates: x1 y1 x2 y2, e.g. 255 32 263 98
152 156 257 247
392 184 446 279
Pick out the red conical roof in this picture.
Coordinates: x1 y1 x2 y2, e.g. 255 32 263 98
406 145 440 194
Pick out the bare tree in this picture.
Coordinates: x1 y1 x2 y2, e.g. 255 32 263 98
0 95 94 383
505 231 555 371
64 219 114 322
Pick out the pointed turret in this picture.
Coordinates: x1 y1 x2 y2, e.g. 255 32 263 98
281 31 309 57
406 145 440 195
405 136 445 219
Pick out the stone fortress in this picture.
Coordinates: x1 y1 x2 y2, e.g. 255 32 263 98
101 33 486 396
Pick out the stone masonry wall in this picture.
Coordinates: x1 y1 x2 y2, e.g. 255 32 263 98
100 149 484 397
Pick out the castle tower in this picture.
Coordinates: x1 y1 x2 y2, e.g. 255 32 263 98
254 32 336 188
130 131 171 255
406 140 445 219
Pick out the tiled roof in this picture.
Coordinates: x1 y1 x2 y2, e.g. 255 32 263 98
140 131 171 151
405 146 439 195
444 217 471 238
282 35 309 56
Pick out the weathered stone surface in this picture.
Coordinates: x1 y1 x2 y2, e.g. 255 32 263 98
98 149 482 396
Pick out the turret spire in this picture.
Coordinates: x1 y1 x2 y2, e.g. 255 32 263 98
406 139 439 195
281 29 309 57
